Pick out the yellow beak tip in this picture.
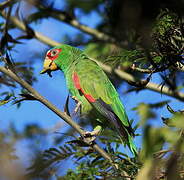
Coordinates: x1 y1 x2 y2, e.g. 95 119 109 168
40 69 47 74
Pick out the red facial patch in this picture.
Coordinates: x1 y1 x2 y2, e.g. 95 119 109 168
47 48 62 61
72 72 96 103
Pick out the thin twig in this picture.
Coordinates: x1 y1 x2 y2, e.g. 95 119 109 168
0 66 117 169
154 149 172 159
130 62 184 73
131 64 155 73
0 0 16 10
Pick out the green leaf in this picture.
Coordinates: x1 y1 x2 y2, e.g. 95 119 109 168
133 103 155 125
0 100 10 106
84 42 111 59
141 126 165 160
166 114 184 128
152 55 162 63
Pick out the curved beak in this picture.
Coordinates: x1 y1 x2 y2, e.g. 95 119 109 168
40 58 58 76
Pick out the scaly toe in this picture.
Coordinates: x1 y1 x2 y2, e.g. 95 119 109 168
81 131 98 144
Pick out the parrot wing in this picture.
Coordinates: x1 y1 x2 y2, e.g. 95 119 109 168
73 59 133 136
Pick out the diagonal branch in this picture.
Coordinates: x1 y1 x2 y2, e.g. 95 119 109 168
48 12 117 44
1 12 184 101
26 1 126 46
0 66 116 168
0 11 60 47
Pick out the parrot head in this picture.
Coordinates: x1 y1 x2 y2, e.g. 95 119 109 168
40 44 79 77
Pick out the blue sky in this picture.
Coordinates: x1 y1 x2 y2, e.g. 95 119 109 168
1 0 184 175
0 0 105 172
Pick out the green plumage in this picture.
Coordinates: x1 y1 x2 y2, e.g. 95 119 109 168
44 44 137 155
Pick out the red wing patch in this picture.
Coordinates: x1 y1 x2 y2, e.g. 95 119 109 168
73 72 81 89
72 72 96 103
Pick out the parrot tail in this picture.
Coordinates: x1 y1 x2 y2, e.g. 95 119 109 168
118 127 137 156
127 134 138 156
92 98 137 155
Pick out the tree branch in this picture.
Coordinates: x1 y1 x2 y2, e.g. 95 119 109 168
130 66 155 74
1 12 184 101
0 0 16 10
27 1 127 47
0 11 60 47
52 13 118 45
96 61 184 101
175 62 184 72
130 62 184 74
0 66 117 169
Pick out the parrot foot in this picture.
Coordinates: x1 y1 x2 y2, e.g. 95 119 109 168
74 101 82 113
71 96 78 102
71 96 82 114
82 129 101 144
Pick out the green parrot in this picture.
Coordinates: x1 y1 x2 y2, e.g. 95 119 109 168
40 44 137 155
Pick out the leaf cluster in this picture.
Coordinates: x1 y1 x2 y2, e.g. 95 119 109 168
27 139 140 179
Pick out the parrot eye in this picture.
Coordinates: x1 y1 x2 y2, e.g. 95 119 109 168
46 48 62 60
51 49 59 56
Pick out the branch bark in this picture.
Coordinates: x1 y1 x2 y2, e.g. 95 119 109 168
130 62 184 73
0 66 116 168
